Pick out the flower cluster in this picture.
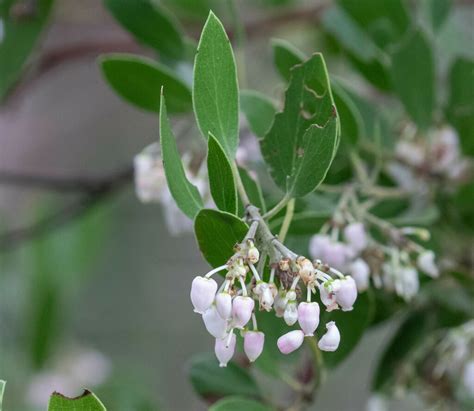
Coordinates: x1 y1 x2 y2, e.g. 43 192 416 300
310 217 439 301
389 125 471 193
190 221 358 367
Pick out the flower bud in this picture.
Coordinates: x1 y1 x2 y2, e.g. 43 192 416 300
398 267 419 301
335 276 358 311
277 330 305 354
309 234 331 260
283 300 298 326
297 257 315 282
244 331 265 362
318 321 340 352
319 280 340 312
215 333 236 367
323 242 350 270
297 302 320 336
232 296 254 328
416 250 439 278
274 290 287 317
247 246 260 264
190 276 218 314
215 292 232 320
349 258 370 291
258 284 274 312
344 222 368 253
202 305 227 338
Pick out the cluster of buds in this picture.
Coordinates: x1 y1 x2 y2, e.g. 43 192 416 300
389 125 471 192
190 220 358 366
310 219 439 301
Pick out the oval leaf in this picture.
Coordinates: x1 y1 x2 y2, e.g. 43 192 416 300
193 12 239 157
48 390 106 411
194 209 248 267
261 53 340 197
240 90 276 138
160 92 203 219
209 397 272 411
189 353 260 400
105 0 185 59
100 54 192 113
208 133 237 214
390 30 435 129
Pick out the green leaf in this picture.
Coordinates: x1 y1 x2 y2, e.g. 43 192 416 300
322 6 380 62
160 92 203 218
209 397 272 411
193 12 239 157
240 90 276 138
105 0 185 59
446 57 474 155
0 380 5 411
338 0 410 48
319 290 374 368
272 38 305 81
390 30 435 129
194 209 248 267
189 353 260 400
207 133 237 214
239 168 266 214
0 0 55 101
100 54 192 113
331 81 364 145
261 53 340 197
48 390 106 410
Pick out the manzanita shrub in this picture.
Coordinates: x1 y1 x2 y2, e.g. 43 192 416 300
101 1 472 409
1 0 473 410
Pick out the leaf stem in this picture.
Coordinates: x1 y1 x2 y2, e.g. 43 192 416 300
278 198 295 243
263 194 291 220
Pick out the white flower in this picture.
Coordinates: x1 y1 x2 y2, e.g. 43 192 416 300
297 302 320 336
232 296 254 328
274 290 288 317
309 234 331 260
318 321 340 352
215 333 236 367
398 267 419 301
247 246 260 264
202 305 228 338
133 143 166 203
190 276 218 314
322 241 351 270
349 258 370 291
462 360 474 396
256 283 274 311
243 331 265 362
344 222 368 253
335 276 358 311
319 280 340 312
431 126 460 173
215 292 233 320
283 300 298 326
417 250 439 278
277 330 305 354
395 140 425 167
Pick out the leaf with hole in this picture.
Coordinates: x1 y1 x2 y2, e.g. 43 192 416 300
48 390 106 411
272 38 305 81
261 53 340 197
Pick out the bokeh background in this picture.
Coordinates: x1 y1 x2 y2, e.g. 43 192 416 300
0 0 473 410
